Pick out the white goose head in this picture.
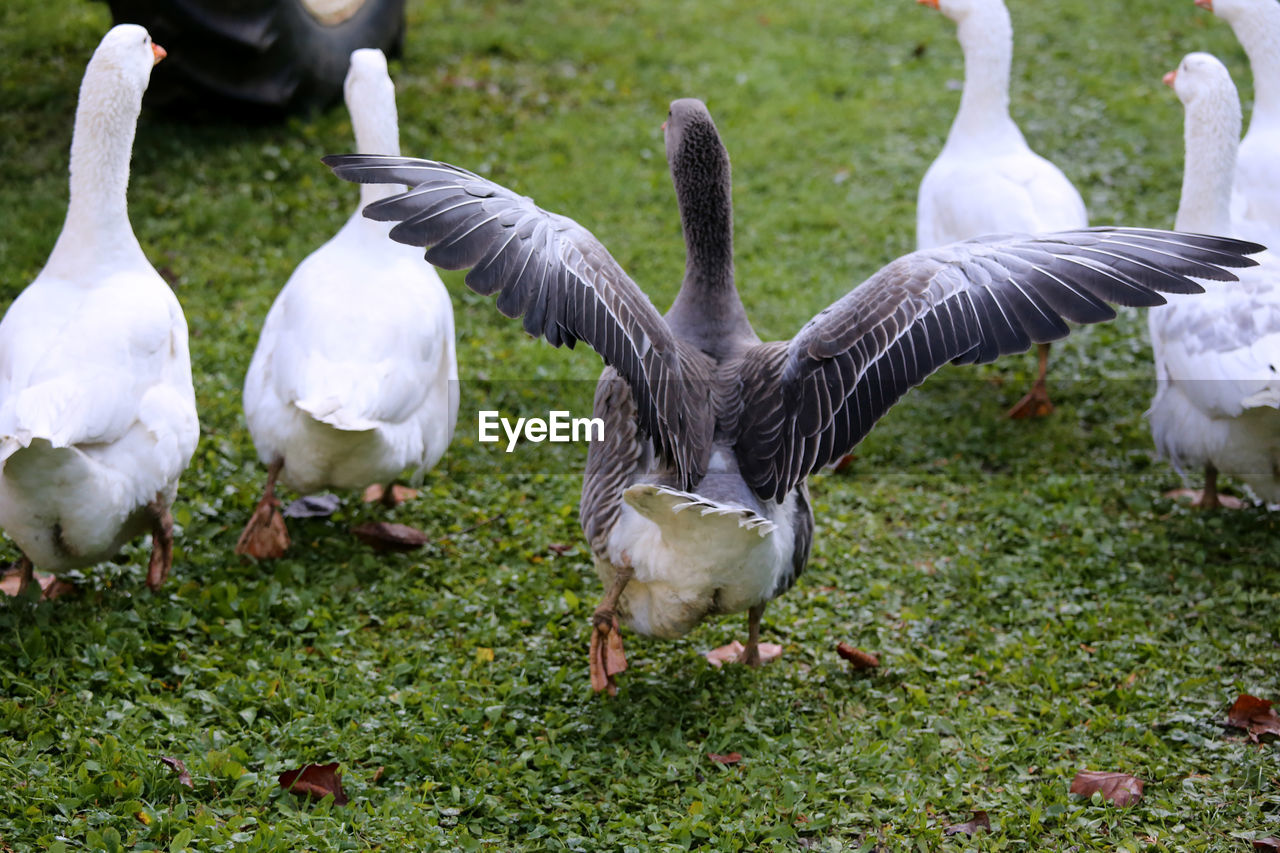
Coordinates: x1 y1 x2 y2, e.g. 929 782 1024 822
1195 0 1275 23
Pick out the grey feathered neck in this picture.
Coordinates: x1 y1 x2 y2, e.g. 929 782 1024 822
663 101 756 359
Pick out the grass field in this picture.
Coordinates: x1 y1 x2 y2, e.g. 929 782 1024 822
1 0 1278 849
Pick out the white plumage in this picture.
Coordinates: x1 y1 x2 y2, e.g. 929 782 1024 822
239 49 457 556
1197 0 1280 247
0 25 198 593
1149 52 1280 506
916 0 1087 417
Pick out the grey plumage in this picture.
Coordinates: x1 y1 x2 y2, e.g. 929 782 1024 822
324 98 1262 674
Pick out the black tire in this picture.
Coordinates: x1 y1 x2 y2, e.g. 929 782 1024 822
105 0 406 118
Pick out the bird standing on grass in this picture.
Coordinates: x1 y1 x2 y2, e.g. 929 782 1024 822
915 0 1089 418
327 98 1260 693
1148 53 1280 508
0 25 198 596
238 49 458 559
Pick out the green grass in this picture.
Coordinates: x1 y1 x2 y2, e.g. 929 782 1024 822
2 0 1279 849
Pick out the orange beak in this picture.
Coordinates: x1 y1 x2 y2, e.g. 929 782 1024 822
661 120 668 131
1163 69 1177 88
1194 0 1213 9
918 0 940 7
152 42 167 66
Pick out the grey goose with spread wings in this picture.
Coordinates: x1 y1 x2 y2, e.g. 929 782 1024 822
326 98 1262 694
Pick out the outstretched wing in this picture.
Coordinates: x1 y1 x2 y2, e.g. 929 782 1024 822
735 228 1264 502
324 154 712 488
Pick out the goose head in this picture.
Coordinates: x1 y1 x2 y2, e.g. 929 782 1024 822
663 98 728 183
1194 0 1270 22
84 24 165 106
916 0 1002 24
1165 51 1239 112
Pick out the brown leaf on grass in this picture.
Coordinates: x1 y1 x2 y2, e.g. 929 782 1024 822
278 762 349 805
1226 694 1280 742
159 756 193 788
944 811 991 836
352 522 429 552
707 752 742 765
1252 838 1280 851
370 766 385 785
1069 770 1143 806
836 643 880 670
548 543 573 555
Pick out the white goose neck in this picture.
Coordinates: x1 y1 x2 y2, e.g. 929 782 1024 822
1227 2 1280 129
948 6 1020 144
47 67 146 276
351 79 405 208
1176 90 1241 235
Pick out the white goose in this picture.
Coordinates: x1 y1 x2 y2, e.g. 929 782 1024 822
916 0 1089 418
1195 0 1280 246
238 49 458 558
0 25 198 595
1150 52 1280 507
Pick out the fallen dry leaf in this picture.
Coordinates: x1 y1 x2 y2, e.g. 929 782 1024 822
370 766 385 785
707 752 742 765
1226 694 1280 742
278 762 349 806
943 810 991 836
159 756 193 789
1069 770 1143 807
547 543 573 555
1252 838 1280 851
836 643 880 670
352 522 429 552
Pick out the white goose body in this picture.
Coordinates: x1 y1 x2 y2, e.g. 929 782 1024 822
1150 52 1280 503
916 0 1086 250
595 449 800 640
1200 0 1280 246
0 26 197 579
243 50 457 497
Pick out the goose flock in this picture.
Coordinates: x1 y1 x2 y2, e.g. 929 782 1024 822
3 2 1279 696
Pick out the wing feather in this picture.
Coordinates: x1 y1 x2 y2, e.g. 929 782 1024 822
735 228 1263 501
325 154 713 486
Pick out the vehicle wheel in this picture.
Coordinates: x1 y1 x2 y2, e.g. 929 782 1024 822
106 0 406 117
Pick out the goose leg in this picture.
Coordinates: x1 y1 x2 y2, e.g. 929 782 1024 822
706 603 783 667
1005 343 1055 419
146 494 174 591
235 459 291 559
11 555 34 597
1166 462 1247 509
589 558 633 695
364 481 417 507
